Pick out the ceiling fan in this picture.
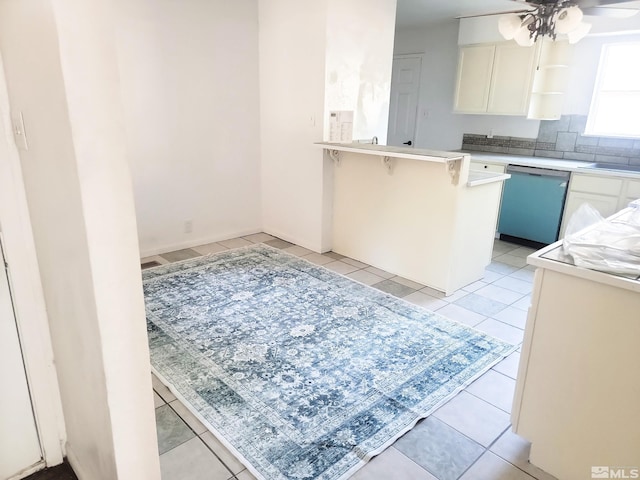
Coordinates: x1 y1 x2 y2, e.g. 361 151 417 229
497 0 640 45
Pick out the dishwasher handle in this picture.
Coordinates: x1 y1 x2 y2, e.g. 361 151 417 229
506 165 571 180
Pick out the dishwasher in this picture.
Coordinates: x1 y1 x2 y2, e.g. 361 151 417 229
497 165 570 246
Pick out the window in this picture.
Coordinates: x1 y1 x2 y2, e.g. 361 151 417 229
585 42 640 138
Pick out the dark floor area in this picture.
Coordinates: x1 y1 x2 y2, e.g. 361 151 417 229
24 462 77 480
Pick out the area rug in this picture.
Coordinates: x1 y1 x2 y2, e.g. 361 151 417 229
143 245 515 480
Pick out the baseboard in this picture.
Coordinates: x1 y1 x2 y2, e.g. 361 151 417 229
65 445 88 480
139 228 263 258
261 226 324 254
8 461 46 480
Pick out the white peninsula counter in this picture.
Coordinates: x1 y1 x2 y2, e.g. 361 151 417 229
317 142 510 295
512 207 640 480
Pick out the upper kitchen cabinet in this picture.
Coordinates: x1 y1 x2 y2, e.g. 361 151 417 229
454 42 537 115
453 45 495 113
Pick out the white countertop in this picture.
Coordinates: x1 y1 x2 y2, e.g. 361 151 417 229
468 152 640 179
317 143 513 188
467 170 511 187
317 142 465 163
527 207 640 292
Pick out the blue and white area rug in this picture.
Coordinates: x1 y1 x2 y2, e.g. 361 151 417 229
143 245 515 480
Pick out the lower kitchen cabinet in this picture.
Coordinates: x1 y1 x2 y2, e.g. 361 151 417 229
625 178 640 204
561 173 640 236
562 191 620 228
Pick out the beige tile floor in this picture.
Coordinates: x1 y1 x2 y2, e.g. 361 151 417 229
142 233 557 480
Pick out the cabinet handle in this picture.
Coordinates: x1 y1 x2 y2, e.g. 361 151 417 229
403 141 412 146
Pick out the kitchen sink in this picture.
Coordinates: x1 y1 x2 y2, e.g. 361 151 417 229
581 163 640 173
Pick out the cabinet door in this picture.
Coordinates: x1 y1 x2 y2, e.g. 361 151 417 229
488 43 537 115
561 191 620 236
454 45 495 113
624 179 640 203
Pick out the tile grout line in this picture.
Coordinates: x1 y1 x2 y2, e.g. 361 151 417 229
157 393 238 480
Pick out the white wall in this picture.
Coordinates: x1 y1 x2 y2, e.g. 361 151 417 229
324 0 397 144
259 0 329 251
260 0 396 252
116 0 261 257
0 0 160 478
393 22 541 151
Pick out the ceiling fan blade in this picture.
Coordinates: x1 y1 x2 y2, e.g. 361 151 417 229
576 0 640 6
582 6 640 16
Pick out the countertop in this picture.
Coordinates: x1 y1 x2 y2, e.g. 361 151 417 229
317 142 465 163
467 152 640 179
467 170 511 187
316 143 512 187
527 207 640 292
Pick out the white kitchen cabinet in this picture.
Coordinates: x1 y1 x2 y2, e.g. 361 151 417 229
454 42 537 115
560 173 636 236
624 178 640 204
453 45 495 113
562 191 620 229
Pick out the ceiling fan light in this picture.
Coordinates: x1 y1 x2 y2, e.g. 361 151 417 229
514 26 535 47
567 21 592 44
499 13 523 40
555 5 584 34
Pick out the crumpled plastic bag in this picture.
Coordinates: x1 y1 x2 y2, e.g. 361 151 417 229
562 203 640 275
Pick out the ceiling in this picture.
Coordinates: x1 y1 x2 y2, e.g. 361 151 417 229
395 0 640 28
394 0 524 28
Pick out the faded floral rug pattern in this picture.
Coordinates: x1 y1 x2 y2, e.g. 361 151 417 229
143 245 514 480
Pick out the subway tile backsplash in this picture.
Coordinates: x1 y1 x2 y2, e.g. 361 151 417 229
462 115 640 165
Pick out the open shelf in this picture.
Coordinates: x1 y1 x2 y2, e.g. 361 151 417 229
528 39 573 120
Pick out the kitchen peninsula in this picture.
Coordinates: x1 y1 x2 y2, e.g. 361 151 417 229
512 207 640 480
317 143 510 295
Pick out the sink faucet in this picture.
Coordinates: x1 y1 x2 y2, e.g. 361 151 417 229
372 136 378 145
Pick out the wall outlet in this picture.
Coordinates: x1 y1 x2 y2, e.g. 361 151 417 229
184 220 193 234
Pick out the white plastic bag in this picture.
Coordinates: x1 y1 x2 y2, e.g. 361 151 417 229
562 203 640 275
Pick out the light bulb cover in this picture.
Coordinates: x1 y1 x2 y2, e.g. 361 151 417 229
499 14 523 40
555 5 583 34
567 21 592 44
514 25 535 46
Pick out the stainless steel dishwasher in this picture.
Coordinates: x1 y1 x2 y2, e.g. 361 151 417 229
497 165 570 246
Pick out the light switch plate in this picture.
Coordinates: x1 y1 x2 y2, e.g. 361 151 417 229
11 111 28 151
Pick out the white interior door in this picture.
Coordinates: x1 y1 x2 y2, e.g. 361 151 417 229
387 55 422 147
0 240 42 480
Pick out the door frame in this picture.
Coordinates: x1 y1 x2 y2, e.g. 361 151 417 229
0 56 65 476
387 53 424 148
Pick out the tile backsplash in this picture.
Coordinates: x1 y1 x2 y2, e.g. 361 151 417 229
462 115 640 165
